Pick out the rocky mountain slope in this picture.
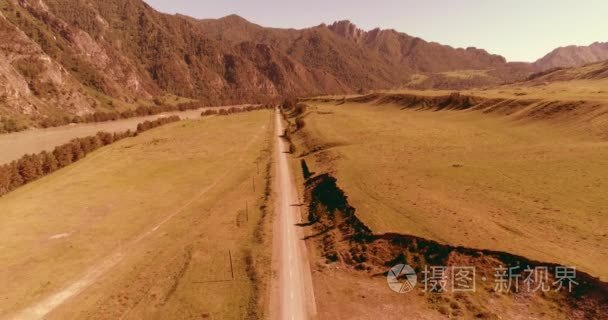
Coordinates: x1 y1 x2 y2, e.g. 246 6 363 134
0 0 603 125
534 42 608 70
0 6 96 117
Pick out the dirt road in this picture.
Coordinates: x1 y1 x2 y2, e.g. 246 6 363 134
272 110 317 320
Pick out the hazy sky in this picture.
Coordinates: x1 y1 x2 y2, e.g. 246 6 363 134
144 0 607 62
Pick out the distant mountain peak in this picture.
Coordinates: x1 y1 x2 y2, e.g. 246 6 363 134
534 42 608 70
220 14 248 22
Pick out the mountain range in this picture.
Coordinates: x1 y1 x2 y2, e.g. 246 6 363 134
0 0 606 123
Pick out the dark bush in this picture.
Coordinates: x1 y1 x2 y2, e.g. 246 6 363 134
96 132 114 145
200 105 274 119
17 154 43 183
40 151 58 174
136 116 180 133
53 144 74 167
7 162 23 190
201 109 219 116
0 164 10 196
295 118 306 131
281 97 298 111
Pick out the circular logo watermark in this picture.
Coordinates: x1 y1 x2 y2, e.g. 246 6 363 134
387 264 417 293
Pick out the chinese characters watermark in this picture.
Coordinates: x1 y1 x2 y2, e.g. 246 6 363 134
387 264 578 294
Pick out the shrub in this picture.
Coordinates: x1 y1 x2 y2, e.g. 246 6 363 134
40 151 58 174
17 154 42 183
0 117 27 133
294 103 307 115
136 116 180 133
96 132 114 145
69 139 86 162
7 162 23 190
281 97 297 111
295 118 306 131
201 109 218 116
0 164 10 196
53 144 74 167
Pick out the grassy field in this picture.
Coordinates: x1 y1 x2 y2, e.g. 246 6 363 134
294 101 608 280
0 110 275 319
381 78 608 101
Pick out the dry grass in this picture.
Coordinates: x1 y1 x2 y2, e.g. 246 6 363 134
295 101 608 281
439 69 490 79
0 110 275 319
380 78 608 101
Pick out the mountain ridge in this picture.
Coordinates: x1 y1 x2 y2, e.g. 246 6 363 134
534 42 608 70
0 0 606 127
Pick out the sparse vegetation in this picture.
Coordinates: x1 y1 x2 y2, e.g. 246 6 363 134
201 105 273 118
38 102 202 129
0 116 28 134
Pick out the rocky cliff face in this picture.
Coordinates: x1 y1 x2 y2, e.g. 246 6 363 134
0 5 95 117
327 20 509 72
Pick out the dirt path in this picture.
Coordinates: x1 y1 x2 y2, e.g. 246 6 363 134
272 110 317 320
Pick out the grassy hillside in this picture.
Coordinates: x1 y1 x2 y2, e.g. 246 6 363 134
0 111 275 319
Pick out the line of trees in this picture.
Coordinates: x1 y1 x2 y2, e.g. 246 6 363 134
136 115 180 132
0 116 180 197
201 104 274 117
39 102 203 128
2 101 276 134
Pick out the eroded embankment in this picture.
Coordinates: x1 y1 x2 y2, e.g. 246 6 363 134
302 170 608 318
306 92 608 139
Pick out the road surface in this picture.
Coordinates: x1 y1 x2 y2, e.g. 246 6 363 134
272 110 317 320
